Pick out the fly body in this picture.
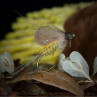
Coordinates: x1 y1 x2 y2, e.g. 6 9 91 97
14 12 75 75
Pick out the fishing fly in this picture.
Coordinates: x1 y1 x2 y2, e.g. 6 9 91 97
14 12 75 75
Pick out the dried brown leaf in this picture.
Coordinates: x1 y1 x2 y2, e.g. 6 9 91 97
9 70 84 96
64 2 97 75
79 82 94 90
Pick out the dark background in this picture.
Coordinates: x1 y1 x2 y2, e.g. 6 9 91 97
0 0 95 40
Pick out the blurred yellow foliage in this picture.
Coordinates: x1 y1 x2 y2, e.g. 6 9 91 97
0 2 92 64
